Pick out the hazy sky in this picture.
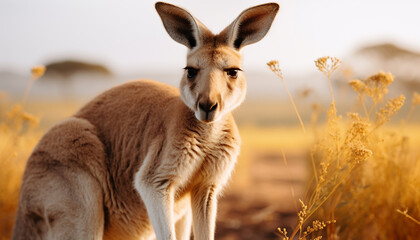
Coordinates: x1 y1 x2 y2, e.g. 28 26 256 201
1 0 420 74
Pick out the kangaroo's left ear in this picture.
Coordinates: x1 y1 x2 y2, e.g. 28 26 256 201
155 2 212 49
220 3 279 50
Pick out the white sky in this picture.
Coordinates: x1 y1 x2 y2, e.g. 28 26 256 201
1 0 420 74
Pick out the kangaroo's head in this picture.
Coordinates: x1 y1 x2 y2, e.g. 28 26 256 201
156 2 279 123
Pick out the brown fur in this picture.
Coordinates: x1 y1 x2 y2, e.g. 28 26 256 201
12 2 279 240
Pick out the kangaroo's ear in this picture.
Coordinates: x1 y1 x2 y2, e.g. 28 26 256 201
220 3 279 50
155 2 212 49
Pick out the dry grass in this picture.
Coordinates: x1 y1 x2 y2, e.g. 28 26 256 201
270 57 420 240
267 60 306 134
0 67 45 239
0 116 42 239
0 66 84 239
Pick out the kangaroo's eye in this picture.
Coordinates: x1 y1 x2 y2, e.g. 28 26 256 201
225 68 242 79
184 67 199 79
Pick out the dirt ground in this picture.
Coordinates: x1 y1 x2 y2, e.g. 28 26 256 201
215 150 308 240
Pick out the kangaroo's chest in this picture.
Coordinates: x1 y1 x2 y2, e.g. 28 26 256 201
102 122 240 239
170 130 240 193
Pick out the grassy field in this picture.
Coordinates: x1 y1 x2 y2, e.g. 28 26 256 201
1 61 420 239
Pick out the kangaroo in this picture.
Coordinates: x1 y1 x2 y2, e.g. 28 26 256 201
12 2 279 240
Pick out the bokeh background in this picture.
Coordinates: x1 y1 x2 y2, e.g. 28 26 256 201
1 0 420 239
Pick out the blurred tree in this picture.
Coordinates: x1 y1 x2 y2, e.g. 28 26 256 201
39 60 113 98
358 43 420 60
352 43 420 93
43 60 112 79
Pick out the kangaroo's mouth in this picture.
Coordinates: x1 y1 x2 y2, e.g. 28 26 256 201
194 101 219 123
195 108 218 123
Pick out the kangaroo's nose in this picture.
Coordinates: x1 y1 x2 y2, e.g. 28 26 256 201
199 101 218 113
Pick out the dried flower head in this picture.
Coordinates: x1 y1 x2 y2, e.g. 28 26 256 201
298 199 308 224
347 120 370 143
375 95 405 126
366 71 393 87
364 71 394 102
347 112 360 121
31 65 46 81
346 113 370 140
277 227 289 240
349 79 367 95
353 121 369 136
350 141 372 164
315 56 341 77
303 219 336 239
267 60 283 80
304 220 326 235
318 159 331 184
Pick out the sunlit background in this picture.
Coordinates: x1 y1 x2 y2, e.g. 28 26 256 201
1 0 420 239
2 0 420 99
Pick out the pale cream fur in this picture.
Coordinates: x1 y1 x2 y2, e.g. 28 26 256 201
12 2 279 240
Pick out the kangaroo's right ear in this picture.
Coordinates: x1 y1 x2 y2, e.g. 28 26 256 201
220 3 279 50
155 2 212 49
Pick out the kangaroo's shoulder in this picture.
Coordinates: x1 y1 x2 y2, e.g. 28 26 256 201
75 79 182 117
99 79 180 100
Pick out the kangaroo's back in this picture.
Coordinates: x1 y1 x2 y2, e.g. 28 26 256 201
76 80 183 174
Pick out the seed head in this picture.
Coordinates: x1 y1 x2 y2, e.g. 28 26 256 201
349 79 367 94
365 71 394 102
346 113 370 140
267 60 284 80
277 227 289 240
303 219 336 238
31 65 46 81
366 71 394 87
350 141 372 164
298 199 308 224
315 56 341 77
347 112 360 121
375 95 405 126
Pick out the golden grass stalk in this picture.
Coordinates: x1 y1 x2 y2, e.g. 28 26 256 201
0 66 43 239
349 79 369 117
397 209 420 226
22 65 46 105
315 56 341 103
267 60 306 134
374 95 405 128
